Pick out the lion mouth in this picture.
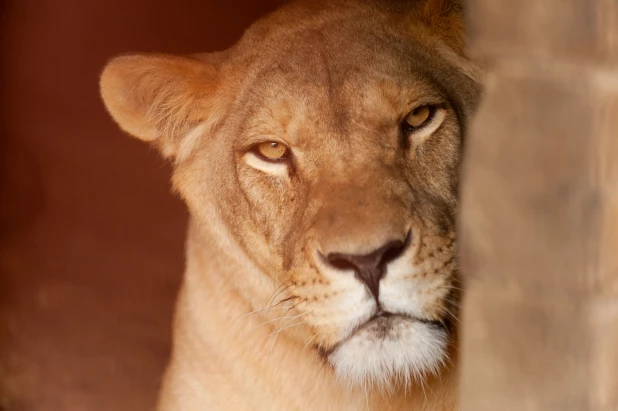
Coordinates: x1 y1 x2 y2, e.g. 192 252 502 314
318 311 445 359
317 310 450 386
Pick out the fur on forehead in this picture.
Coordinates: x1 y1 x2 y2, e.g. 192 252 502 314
230 0 472 69
226 0 482 117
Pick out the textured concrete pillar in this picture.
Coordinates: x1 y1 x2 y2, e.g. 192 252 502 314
459 1 618 410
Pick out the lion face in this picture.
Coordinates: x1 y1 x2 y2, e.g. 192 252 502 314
100 0 481 390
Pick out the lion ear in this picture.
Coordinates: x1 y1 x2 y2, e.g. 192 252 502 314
100 53 221 160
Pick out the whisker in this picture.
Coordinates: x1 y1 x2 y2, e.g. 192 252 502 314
443 352 455 368
268 320 307 353
233 279 298 324
280 303 300 319
266 281 293 312
234 304 292 323
254 313 303 329
443 307 462 325
266 316 306 338
302 333 318 352
272 295 297 307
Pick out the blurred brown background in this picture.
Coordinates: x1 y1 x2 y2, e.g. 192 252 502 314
0 1 284 410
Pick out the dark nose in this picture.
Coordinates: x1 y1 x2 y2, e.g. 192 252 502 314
322 232 411 301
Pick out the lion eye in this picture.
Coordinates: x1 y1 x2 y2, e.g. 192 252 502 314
254 141 289 161
402 105 433 133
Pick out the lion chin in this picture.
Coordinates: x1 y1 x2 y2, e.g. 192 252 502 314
325 313 448 389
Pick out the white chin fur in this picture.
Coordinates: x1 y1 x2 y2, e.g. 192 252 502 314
327 316 448 390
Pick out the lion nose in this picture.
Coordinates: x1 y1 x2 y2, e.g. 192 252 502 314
322 232 411 301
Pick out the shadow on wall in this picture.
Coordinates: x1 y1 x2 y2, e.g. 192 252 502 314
0 0 285 410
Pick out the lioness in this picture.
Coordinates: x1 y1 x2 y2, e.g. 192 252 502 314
100 0 482 409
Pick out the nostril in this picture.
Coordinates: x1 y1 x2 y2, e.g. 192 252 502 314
326 257 359 272
379 230 412 267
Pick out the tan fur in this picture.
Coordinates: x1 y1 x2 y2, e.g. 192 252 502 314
100 1 482 410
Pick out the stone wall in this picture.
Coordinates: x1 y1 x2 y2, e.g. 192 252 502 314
459 1 618 409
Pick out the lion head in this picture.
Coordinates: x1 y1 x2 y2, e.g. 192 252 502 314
100 0 482 390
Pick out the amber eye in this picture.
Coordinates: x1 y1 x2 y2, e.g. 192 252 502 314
253 141 289 161
402 105 433 133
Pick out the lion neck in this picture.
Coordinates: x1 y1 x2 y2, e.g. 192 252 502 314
158 218 458 411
